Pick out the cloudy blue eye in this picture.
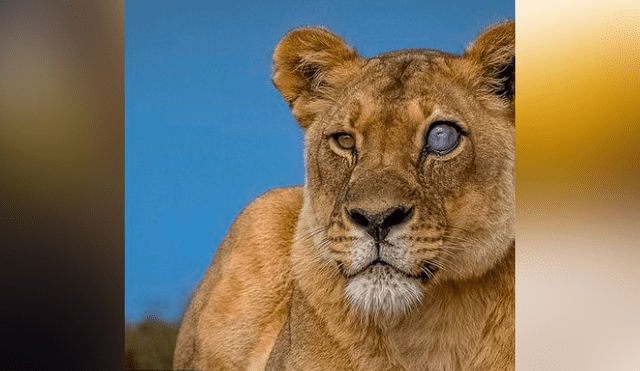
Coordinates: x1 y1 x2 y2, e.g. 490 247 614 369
426 122 461 155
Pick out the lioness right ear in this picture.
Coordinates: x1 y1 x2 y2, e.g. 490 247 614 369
464 21 515 104
272 27 362 127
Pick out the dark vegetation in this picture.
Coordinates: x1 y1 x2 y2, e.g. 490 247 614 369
125 315 180 370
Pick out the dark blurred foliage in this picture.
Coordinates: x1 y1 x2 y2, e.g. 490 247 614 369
125 315 180 370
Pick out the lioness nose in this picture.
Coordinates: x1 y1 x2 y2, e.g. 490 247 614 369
347 206 414 241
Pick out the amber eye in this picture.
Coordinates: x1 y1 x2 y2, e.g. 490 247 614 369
332 133 356 150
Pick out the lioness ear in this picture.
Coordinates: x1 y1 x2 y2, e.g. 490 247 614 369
272 27 361 127
464 21 515 102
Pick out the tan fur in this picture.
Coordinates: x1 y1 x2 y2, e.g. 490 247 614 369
174 21 515 371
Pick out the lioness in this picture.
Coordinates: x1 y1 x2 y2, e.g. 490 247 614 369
174 21 515 371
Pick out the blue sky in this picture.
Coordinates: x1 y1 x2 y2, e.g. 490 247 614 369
125 0 515 322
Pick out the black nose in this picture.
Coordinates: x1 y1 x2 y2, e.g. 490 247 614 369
347 206 414 241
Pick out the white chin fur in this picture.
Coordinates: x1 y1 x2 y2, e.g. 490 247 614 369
345 264 422 315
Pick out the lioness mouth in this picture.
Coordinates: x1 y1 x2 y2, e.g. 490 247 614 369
357 258 438 283
370 258 389 267
340 257 439 285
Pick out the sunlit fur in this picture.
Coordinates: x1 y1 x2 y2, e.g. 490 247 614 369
174 21 515 371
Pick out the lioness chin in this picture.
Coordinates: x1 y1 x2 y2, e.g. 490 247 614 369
175 21 515 371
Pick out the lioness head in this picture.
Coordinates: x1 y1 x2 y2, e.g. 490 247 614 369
273 22 515 315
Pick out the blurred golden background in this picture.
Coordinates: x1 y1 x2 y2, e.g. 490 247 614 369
518 0 640 202
517 0 640 369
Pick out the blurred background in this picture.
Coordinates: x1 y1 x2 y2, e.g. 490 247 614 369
1 0 638 370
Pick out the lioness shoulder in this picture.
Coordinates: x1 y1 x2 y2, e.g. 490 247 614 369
173 187 302 370
175 21 515 371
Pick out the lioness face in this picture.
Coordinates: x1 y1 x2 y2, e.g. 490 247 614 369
273 24 515 315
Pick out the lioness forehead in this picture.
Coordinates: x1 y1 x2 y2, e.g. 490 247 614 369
324 53 474 138
345 52 473 114
354 50 460 97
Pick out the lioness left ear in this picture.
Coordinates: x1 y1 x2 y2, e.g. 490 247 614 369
272 27 362 127
464 21 515 102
